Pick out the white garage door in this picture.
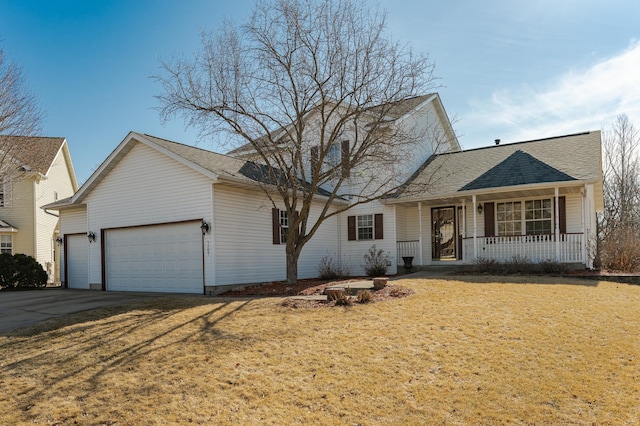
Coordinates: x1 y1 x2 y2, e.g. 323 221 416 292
67 234 89 289
105 221 203 293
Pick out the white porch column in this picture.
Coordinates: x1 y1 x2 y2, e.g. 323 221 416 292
554 187 560 261
581 185 587 264
461 200 466 262
418 202 423 266
472 195 478 260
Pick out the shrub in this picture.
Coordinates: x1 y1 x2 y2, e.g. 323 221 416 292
333 291 352 306
0 253 47 290
356 290 372 303
503 255 532 274
363 245 391 277
474 257 501 274
539 259 570 275
317 255 350 280
598 226 640 272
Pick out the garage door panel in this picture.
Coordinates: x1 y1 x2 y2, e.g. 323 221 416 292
105 222 203 294
67 235 89 289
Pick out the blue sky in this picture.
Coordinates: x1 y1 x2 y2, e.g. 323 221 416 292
1 0 639 184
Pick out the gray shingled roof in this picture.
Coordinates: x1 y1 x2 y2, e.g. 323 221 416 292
459 150 576 191
142 133 332 196
396 131 602 199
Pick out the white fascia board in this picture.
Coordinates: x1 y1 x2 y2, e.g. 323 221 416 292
391 94 437 126
384 179 595 205
72 132 219 204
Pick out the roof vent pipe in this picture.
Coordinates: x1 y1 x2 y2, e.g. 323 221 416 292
494 139 500 145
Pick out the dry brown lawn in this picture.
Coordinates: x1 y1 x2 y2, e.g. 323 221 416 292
1 275 639 425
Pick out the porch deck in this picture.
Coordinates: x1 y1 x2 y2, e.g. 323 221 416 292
397 233 584 265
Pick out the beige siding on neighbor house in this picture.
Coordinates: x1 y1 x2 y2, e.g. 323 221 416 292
33 148 77 272
213 184 339 285
83 142 215 287
0 178 35 256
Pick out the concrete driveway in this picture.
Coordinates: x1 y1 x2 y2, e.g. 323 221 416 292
0 288 166 333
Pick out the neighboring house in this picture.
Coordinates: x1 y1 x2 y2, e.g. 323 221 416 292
44 95 603 294
0 136 79 282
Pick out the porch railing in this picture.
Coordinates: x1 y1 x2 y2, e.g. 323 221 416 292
397 240 419 263
463 233 583 263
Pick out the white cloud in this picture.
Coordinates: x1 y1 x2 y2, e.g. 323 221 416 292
465 40 640 144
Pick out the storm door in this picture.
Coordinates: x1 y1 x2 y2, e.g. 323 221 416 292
432 207 456 260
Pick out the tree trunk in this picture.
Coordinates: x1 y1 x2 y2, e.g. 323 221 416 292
286 245 300 285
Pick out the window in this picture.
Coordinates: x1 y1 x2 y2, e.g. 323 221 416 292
496 201 522 236
325 142 341 169
348 213 383 241
272 208 298 245
311 140 350 178
525 199 552 235
495 198 553 236
0 235 12 254
357 215 374 240
279 210 289 244
0 180 11 207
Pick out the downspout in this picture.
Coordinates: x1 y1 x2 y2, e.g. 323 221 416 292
44 209 59 218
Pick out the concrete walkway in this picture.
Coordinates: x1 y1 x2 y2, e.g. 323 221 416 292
0 288 164 333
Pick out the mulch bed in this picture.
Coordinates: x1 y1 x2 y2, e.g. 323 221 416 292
219 277 413 308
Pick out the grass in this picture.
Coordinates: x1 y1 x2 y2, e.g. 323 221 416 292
1 275 639 425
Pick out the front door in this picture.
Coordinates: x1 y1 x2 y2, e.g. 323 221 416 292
432 207 456 260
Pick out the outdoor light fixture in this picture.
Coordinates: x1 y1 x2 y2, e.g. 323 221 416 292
87 231 96 242
477 204 483 215
55 237 63 245
200 220 210 234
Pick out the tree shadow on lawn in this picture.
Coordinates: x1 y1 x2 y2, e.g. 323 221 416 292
2 297 256 409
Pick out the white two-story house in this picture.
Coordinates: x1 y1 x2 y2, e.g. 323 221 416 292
46 94 602 294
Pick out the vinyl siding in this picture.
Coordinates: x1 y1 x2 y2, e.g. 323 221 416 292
83 142 214 287
339 201 397 276
59 207 88 283
33 148 76 274
0 178 35 256
213 184 339 285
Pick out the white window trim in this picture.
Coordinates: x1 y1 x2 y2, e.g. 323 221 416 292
357 214 374 241
279 210 289 244
495 197 555 236
0 234 13 254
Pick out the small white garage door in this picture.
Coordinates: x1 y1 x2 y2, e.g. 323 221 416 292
105 221 203 293
66 234 89 289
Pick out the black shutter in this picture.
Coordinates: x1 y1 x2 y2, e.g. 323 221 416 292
347 216 356 241
483 202 495 237
558 196 566 234
272 208 280 245
341 140 350 178
374 213 384 240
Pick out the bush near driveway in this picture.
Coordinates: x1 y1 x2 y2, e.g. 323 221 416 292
0 276 639 424
0 253 47 290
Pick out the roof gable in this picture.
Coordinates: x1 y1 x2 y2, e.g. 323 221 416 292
459 150 576 191
0 136 65 175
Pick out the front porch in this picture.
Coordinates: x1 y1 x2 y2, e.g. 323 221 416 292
392 183 597 269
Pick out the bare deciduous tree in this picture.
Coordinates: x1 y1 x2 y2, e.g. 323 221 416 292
155 0 450 284
0 45 45 183
598 114 640 271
